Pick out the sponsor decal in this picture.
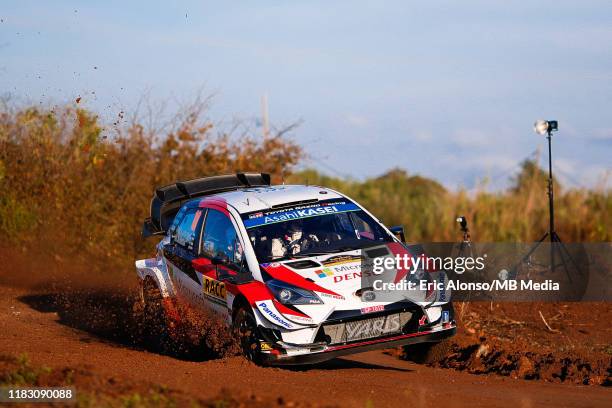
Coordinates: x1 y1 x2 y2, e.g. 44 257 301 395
333 271 361 283
202 276 226 300
322 255 361 266
360 305 385 314
345 314 401 341
419 315 428 326
243 201 360 228
333 264 360 273
319 292 345 300
173 272 213 309
257 301 293 329
243 186 286 194
316 268 334 278
442 310 450 323
332 268 373 283
285 314 315 325
438 271 446 301
260 342 273 351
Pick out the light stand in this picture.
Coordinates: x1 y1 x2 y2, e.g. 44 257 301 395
509 120 580 281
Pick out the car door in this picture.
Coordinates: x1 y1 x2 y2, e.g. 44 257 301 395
195 208 246 314
163 207 207 309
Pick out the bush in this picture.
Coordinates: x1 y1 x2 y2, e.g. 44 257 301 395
0 101 302 272
0 99 608 279
288 166 610 242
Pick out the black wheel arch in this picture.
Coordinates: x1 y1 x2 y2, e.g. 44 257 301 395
231 294 251 322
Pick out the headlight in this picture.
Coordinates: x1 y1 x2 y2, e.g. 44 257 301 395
266 279 323 305
406 269 437 303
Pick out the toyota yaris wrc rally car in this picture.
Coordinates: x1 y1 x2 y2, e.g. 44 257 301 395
136 173 455 365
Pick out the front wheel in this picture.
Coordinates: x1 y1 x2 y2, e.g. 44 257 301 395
403 339 451 365
232 306 263 364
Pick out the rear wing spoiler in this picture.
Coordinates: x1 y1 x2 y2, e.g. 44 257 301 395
142 172 271 238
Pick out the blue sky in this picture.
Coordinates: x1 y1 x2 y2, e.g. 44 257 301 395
1 1 610 190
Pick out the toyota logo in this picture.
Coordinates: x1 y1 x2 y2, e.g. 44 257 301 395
361 290 376 301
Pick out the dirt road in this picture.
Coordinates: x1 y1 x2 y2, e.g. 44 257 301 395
0 284 610 407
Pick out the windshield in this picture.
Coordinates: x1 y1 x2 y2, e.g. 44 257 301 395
241 199 394 263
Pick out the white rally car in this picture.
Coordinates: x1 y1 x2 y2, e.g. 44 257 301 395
136 173 455 365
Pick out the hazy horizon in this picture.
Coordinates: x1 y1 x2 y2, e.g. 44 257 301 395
1 1 610 190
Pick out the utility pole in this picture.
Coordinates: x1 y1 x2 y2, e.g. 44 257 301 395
261 93 270 138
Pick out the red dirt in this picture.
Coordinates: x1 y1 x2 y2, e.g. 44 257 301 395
0 249 611 407
398 302 612 386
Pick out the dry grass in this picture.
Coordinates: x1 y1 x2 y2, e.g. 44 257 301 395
288 167 610 242
0 100 609 279
0 100 301 273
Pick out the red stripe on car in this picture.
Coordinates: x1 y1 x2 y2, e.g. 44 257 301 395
198 197 230 215
386 242 412 283
262 263 342 297
272 299 310 318
327 330 433 351
232 281 310 319
235 281 273 304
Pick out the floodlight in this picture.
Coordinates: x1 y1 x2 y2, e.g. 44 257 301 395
534 120 558 136
456 216 467 230
512 118 579 282
534 120 549 135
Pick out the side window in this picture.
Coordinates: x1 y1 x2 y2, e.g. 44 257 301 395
168 206 187 237
172 208 203 251
201 209 243 266
349 211 386 241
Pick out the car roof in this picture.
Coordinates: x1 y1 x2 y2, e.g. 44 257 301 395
188 184 346 214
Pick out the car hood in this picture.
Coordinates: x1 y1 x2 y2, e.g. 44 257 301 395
259 243 434 309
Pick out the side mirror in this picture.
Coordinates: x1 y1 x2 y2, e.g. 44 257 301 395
211 256 227 265
389 225 406 243
217 268 237 284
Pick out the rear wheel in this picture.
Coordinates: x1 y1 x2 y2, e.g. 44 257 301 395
404 339 451 365
233 306 263 364
140 279 178 354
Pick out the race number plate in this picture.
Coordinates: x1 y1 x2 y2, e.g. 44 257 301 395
324 312 411 344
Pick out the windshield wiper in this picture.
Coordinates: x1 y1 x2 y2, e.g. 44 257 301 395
262 252 327 263
293 247 358 258
286 251 335 259
265 245 371 263
269 250 347 262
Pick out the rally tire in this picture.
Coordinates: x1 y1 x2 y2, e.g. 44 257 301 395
233 306 263 365
140 278 180 355
404 339 451 365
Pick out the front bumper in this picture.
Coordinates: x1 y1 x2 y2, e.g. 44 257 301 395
260 325 456 365
256 301 456 366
